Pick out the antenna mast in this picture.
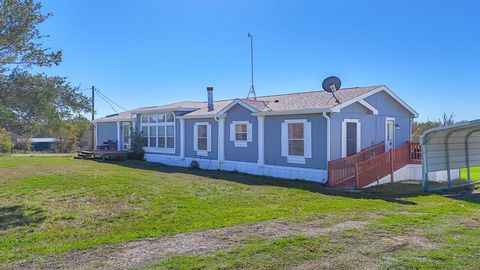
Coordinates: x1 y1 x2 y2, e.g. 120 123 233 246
247 33 256 99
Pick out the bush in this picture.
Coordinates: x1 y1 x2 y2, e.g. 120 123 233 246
128 127 145 160
0 129 13 153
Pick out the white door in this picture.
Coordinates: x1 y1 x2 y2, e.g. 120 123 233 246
386 118 395 151
122 122 131 150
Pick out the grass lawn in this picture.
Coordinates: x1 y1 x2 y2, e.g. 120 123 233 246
1 156 480 269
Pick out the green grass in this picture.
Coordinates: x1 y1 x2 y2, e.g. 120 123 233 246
461 166 480 180
1 156 480 269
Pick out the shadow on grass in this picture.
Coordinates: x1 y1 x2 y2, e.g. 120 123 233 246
0 205 46 230
92 159 479 205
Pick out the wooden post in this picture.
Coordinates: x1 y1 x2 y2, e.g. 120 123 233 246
355 163 360 188
327 161 331 186
390 149 394 183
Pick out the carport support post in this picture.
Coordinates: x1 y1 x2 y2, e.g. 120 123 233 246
422 144 429 192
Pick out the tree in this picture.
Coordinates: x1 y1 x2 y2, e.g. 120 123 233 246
440 112 455 126
0 0 61 72
411 112 456 142
0 128 13 153
0 0 91 141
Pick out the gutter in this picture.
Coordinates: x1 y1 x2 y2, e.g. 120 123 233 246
322 112 331 162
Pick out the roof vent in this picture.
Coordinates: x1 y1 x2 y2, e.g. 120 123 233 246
274 100 279 103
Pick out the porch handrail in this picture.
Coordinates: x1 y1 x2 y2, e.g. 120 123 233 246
327 142 385 186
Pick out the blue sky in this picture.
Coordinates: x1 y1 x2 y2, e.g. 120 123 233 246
38 0 479 121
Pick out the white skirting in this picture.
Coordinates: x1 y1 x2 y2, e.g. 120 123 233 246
365 164 460 188
144 153 327 183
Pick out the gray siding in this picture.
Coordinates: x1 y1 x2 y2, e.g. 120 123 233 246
96 122 117 145
185 118 218 160
330 90 413 160
264 114 328 169
224 104 258 163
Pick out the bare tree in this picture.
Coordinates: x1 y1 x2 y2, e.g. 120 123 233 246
440 112 455 126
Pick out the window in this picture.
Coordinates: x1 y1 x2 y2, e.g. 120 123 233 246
341 119 361 158
194 122 211 156
122 122 131 150
197 124 208 151
288 123 304 156
229 121 252 147
281 119 312 164
140 113 175 153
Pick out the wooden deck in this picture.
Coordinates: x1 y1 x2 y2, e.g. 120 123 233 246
77 150 129 160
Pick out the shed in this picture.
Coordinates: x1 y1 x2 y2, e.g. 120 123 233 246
420 119 480 191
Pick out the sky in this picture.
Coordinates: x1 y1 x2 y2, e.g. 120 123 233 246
37 0 479 121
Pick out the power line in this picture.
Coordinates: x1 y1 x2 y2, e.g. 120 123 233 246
95 90 118 113
95 88 127 111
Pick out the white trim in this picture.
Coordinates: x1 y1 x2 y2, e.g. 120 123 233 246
122 122 131 150
230 120 252 148
217 117 225 161
94 123 98 148
257 116 265 165
217 99 259 115
180 119 185 158
281 119 311 164
193 122 211 156
331 85 418 117
341 119 361 158
357 99 378 115
116 121 121 151
143 154 328 183
385 117 396 151
322 112 331 161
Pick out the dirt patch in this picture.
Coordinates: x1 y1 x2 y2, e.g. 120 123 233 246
289 229 438 270
12 217 369 270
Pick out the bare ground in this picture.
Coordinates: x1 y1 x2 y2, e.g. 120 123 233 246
13 216 373 270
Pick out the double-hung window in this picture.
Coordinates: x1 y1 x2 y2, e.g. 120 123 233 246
281 119 312 164
229 121 253 147
194 122 211 156
140 113 175 153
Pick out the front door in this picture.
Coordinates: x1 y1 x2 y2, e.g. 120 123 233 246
386 118 395 151
346 122 358 157
122 122 131 150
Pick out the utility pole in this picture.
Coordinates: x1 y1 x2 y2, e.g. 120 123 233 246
91 86 95 150
247 33 256 100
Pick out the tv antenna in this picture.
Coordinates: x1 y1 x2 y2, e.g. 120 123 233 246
322 76 341 104
247 32 256 99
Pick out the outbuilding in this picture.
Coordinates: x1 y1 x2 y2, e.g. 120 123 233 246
420 119 480 191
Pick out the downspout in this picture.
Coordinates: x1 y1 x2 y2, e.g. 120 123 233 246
322 112 331 162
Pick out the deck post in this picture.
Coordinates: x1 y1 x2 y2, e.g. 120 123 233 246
389 148 394 183
355 163 360 188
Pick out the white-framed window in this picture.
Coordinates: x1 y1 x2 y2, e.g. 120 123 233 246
194 122 211 156
341 119 361 158
140 112 175 153
229 121 252 147
281 119 312 164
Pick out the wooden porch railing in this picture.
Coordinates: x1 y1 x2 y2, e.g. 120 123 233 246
355 141 421 188
327 142 385 187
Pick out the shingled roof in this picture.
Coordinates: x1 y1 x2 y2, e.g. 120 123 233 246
94 85 417 122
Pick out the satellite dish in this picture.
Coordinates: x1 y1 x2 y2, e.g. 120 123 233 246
322 76 341 92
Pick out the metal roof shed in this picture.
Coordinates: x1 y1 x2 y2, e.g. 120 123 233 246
421 119 480 191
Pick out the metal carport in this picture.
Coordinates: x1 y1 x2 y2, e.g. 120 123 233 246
421 119 480 191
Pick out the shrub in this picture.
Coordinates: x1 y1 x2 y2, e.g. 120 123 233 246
128 127 145 160
0 129 13 153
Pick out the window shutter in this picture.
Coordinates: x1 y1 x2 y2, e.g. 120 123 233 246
247 123 253 142
207 123 212 151
193 124 198 151
281 122 288 157
230 123 235 141
304 122 312 158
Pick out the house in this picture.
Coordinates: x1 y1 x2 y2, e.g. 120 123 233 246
92 85 418 184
